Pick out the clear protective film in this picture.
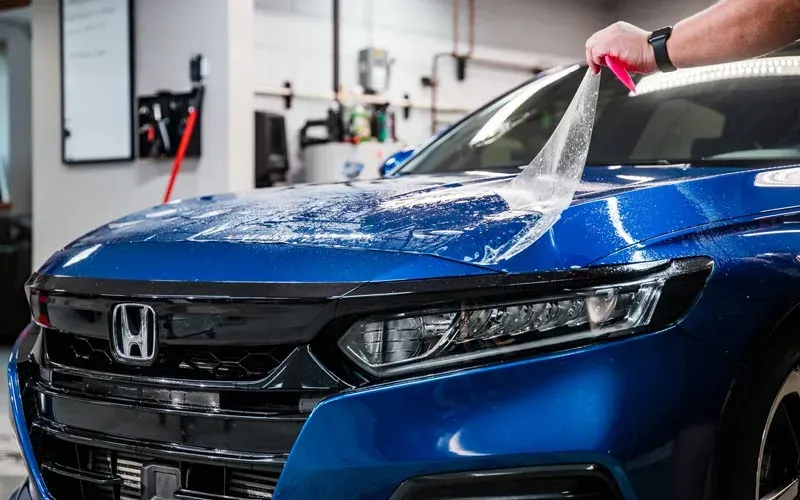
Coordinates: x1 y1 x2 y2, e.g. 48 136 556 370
476 68 601 264
88 69 603 270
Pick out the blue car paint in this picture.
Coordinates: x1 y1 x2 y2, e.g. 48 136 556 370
39 165 760 280
8 326 47 500
379 146 416 176
11 162 800 499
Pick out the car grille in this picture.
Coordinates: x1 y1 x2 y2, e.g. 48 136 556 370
37 434 281 500
45 329 296 382
21 281 350 500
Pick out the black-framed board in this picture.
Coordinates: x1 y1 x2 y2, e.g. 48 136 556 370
60 0 134 165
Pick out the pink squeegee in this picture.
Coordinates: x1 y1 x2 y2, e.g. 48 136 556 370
605 55 636 93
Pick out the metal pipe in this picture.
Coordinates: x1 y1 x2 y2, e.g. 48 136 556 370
468 56 540 72
426 0 545 133
453 0 459 54
467 0 475 57
429 52 454 134
332 0 340 97
254 87 470 114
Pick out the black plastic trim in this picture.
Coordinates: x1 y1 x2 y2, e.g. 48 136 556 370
40 462 122 487
387 463 622 500
28 260 671 305
26 272 361 300
40 295 337 345
336 260 674 317
36 390 304 454
32 420 288 468
44 344 349 391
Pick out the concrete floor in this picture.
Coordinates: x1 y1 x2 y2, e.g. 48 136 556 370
0 348 27 498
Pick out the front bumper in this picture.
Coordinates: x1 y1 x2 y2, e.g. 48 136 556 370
9 319 733 500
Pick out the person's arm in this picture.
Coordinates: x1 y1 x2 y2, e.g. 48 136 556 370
585 0 800 75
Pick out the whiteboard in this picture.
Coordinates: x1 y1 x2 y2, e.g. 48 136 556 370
60 0 134 164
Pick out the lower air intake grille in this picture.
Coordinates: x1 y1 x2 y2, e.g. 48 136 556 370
116 453 146 500
36 434 282 500
229 470 279 499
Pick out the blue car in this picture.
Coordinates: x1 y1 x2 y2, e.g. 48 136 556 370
11 51 800 500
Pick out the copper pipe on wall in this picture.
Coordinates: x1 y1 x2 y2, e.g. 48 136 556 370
428 0 545 133
467 0 475 57
453 0 459 55
466 57 539 72
429 52 454 133
428 0 461 133
255 86 469 114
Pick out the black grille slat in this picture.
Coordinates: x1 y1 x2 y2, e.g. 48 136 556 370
45 330 295 382
49 371 324 415
39 391 305 455
40 462 122 486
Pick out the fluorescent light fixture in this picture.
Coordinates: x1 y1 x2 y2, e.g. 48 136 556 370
636 56 800 95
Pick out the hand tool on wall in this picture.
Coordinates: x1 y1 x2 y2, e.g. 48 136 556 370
162 55 207 204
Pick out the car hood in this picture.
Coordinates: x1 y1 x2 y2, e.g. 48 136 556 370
40 164 800 280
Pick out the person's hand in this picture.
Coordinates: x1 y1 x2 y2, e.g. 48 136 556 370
585 22 657 75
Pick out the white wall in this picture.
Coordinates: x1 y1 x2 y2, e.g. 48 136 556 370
253 0 610 180
31 0 254 268
0 17 30 216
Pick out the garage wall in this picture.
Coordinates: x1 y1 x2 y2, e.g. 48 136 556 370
253 0 610 180
613 0 714 29
31 0 254 268
0 17 30 216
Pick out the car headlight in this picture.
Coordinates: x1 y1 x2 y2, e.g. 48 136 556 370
338 258 711 378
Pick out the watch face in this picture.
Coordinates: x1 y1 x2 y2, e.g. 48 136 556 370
650 26 672 42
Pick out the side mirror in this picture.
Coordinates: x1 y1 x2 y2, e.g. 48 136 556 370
380 147 416 177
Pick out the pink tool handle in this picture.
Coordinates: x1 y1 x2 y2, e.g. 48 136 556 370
605 55 636 93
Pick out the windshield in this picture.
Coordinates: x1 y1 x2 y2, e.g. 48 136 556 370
400 57 800 175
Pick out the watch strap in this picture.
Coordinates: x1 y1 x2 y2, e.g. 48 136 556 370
649 27 677 73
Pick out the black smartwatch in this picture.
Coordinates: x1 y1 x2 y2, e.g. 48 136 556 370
648 26 677 72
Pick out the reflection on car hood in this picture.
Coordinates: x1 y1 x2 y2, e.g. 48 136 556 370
41 164 800 281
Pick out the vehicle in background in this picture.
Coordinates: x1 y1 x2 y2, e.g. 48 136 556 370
12 48 800 500
378 145 416 177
